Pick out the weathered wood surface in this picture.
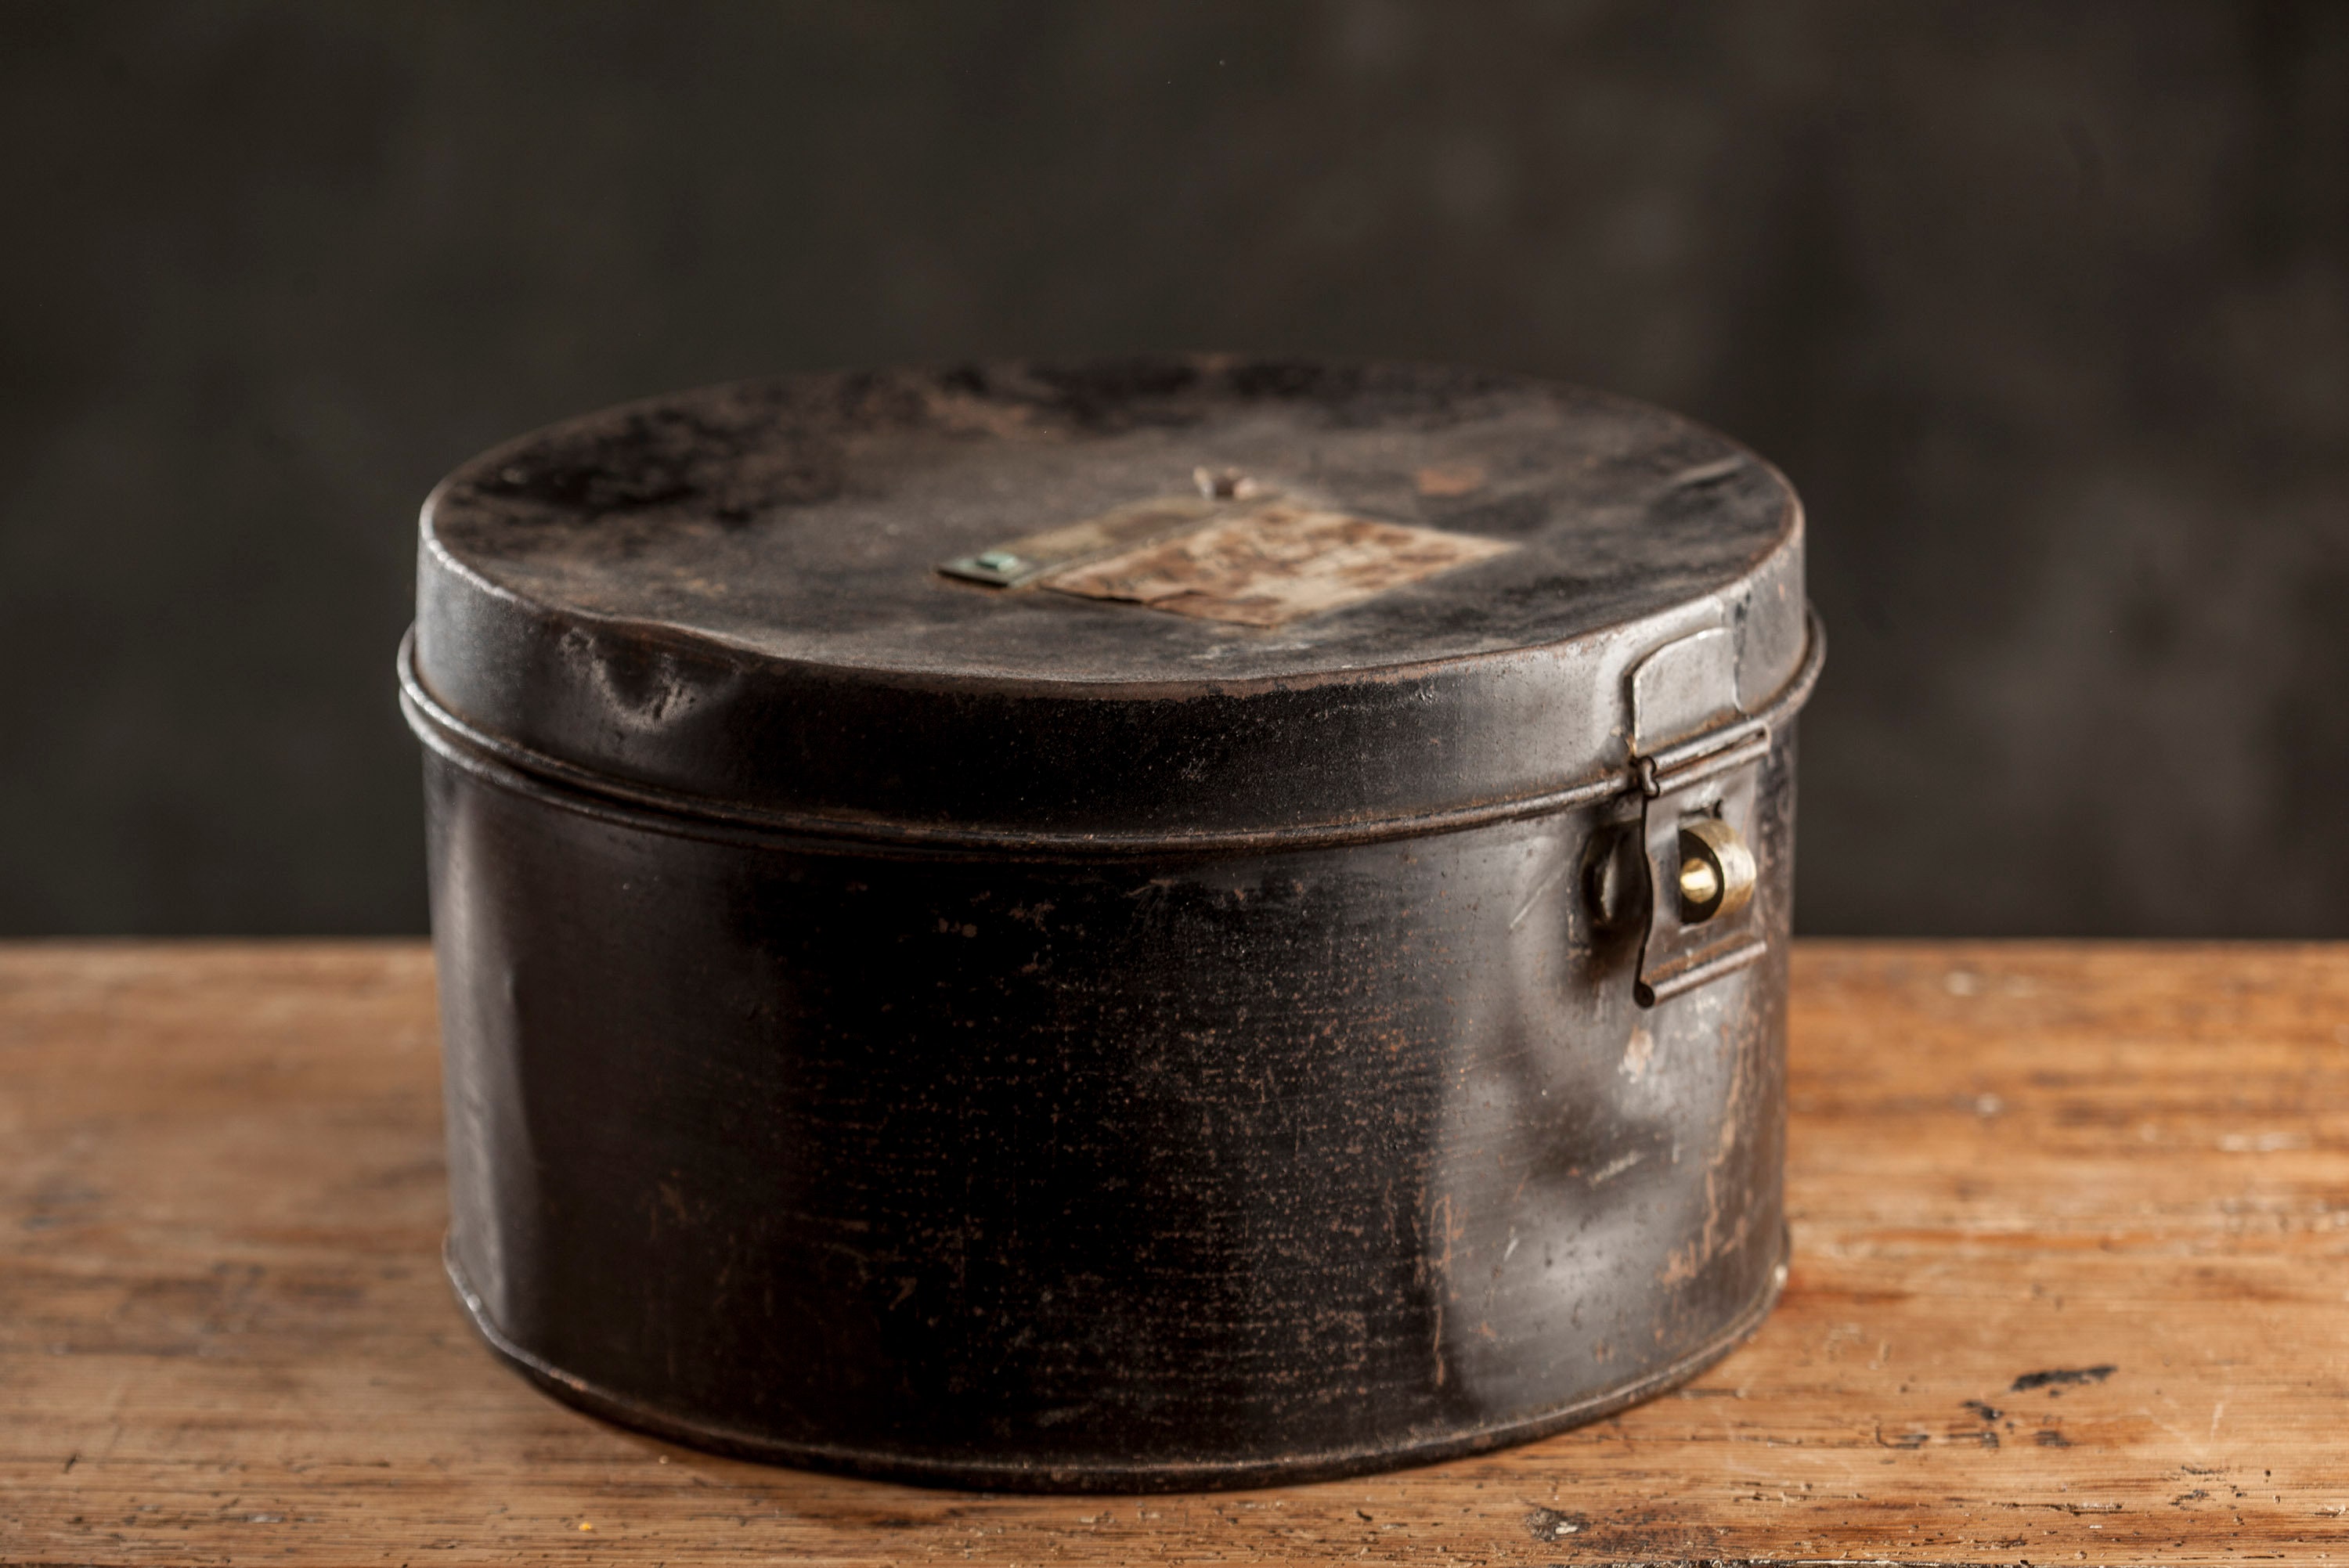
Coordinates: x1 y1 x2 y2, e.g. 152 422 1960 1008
2 942 2347 1566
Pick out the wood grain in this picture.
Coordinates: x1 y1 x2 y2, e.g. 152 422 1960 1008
2 941 2346 1565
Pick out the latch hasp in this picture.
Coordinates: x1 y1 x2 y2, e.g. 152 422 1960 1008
1628 621 1772 1007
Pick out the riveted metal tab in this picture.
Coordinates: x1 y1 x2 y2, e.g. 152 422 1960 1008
1629 624 1770 1008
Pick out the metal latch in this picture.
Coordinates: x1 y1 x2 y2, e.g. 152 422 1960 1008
1627 625 1771 1007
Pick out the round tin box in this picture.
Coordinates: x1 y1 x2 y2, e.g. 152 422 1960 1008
399 358 1820 1491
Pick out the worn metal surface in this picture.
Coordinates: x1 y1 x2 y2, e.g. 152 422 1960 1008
401 356 1819 1490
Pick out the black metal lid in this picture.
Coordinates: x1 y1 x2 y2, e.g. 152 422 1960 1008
404 358 1812 851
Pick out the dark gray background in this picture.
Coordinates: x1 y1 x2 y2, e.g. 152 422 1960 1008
4 1 2344 937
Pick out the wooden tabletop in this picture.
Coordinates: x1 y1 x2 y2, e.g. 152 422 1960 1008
2 942 2345 1566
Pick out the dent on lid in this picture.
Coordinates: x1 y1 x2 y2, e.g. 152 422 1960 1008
425 359 1798 687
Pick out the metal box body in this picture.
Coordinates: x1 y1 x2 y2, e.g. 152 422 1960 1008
402 359 1820 1489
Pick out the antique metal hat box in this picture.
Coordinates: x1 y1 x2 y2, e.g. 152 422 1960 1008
398 357 1822 1491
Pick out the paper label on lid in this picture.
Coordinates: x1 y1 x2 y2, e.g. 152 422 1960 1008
1040 500 1514 628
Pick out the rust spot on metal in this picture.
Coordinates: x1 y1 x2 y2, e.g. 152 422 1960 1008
1415 463 1487 496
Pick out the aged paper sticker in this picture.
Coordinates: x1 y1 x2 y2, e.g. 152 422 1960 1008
1040 500 1514 627
935 494 1224 586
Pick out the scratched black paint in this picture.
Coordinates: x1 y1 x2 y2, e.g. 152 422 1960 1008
2011 1365 2117 1392
401 359 1818 1490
